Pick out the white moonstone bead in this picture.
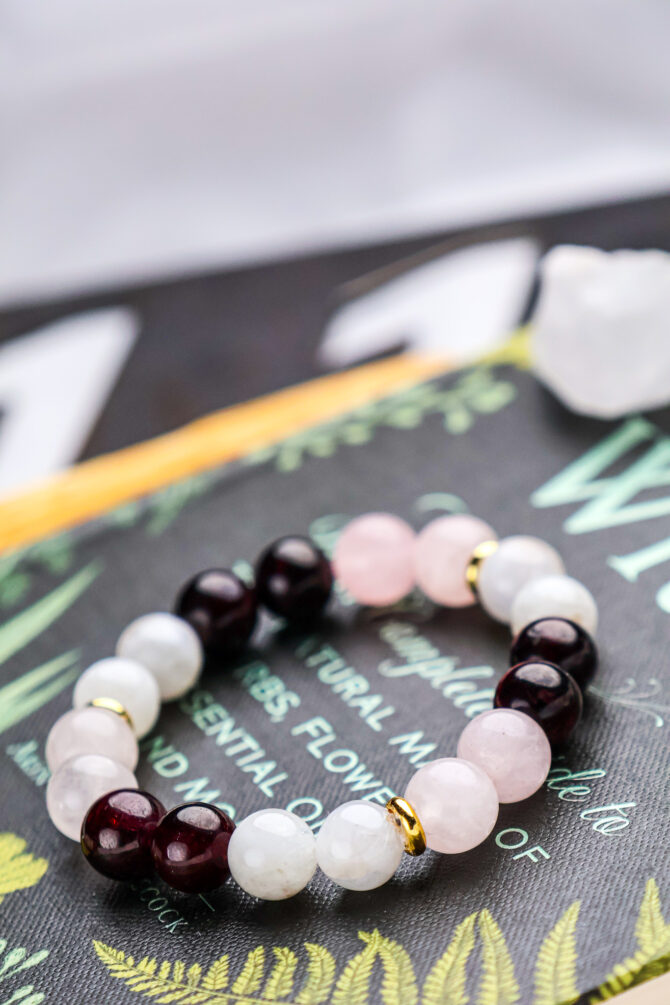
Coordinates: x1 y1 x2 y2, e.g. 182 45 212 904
46 753 137 840
414 514 497 607
510 574 598 637
73 657 161 738
456 709 551 803
45 706 139 773
477 535 565 624
228 809 317 900
405 757 498 853
315 800 404 891
116 612 203 701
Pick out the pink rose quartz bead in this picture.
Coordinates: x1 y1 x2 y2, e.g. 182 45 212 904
456 708 551 804
414 514 497 607
333 513 416 606
404 757 499 854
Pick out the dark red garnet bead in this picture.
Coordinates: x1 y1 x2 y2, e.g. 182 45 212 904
510 617 598 690
495 660 583 746
151 803 235 893
255 536 333 622
175 569 257 656
81 789 166 881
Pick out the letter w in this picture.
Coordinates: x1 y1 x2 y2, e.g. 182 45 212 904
532 417 670 534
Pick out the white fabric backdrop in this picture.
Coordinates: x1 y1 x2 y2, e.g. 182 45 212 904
2 0 670 306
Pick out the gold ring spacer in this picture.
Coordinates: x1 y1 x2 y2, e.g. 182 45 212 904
386 797 426 856
89 697 134 731
465 539 499 597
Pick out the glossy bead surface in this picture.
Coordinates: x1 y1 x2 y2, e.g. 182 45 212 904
315 801 404 891
404 758 499 854
510 574 598 637
73 657 161 738
116 612 203 700
510 617 598 689
176 569 257 656
333 513 415 606
414 514 497 607
46 706 139 773
81 789 165 880
256 536 333 621
46 754 138 841
456 708 551 803
495 660 583 746
151 803 235 893
228 809 316 900
478 535 565 623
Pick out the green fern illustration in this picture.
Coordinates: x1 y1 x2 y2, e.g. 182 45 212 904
371 933 418 1005
590 880 670 1001
533 901 580 1005
0 834 48 905
331 931 381 1005
477 910 520 1005
93 878 670 1004
421 912 477 1005
295 945 336 1004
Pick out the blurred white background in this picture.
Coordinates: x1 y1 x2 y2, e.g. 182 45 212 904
3 0 670 307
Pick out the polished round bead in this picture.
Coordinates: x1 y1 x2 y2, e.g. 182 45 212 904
333 513 416 607
227 809 316 900
81 789 165 880
414 514 497 607
510 574 598 637
510 617 598 689
456 708 551 803
315 800 404 891
46 754 138 841
151 803 235 893
176 569 257 656
73 657 161 739
46 706 139 773
404 758 499 854
477 535 565 623
116 612 203 701
495 660 583 746
255 536 333 621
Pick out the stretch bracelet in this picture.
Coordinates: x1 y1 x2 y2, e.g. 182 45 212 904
44 512 598 900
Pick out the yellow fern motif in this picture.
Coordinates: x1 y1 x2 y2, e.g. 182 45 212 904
371 932 418 1005
477 910 520 1005
331 930 381 1005
590 880 670 1002
232 946 265 997
263 948 298 1001
295 944 336 1004
533 901 580 1005
0 833 48 903
421 912 477 1005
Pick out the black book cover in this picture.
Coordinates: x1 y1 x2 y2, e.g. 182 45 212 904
0 350 668 1003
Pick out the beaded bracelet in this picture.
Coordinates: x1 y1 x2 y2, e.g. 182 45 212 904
44 512 598 900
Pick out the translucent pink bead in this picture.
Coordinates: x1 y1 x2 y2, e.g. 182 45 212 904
456 708 551 803
405 757 498 854
414 514 497 606
333 513 416 606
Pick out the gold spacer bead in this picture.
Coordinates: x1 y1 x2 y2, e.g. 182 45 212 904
386 796 426 856
465 539 499 597
88 697 134 731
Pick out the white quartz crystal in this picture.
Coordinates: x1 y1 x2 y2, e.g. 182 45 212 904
73 657 161 738
534 245 670 418
315 801 404 891
478 536 565 624
46 753 137 840
228 809 317 900
116 612 203 701
46 705 139 772
511 574 598 637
